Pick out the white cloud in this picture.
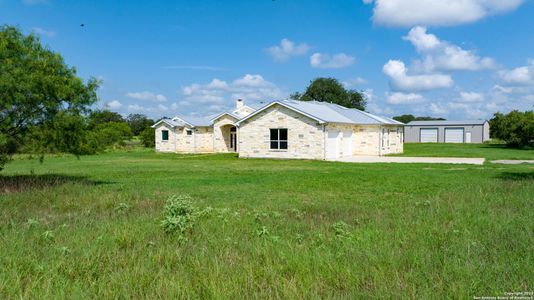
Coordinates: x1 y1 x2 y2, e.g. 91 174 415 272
386 92 425 104
266 39 310 62
126 91 167 102
363 0 524 27
310 53 355 69
383 60 453 91
363 89 396 116
342 77 368 88
499 60 534 85
459 91 484 102
404 26 496 72
428 102 449 116
105 100 122 110
180 74 284 113
32 27 56 37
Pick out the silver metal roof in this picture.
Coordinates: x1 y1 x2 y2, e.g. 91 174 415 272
154 100 403 128
262 100 403 125
407 120 487 126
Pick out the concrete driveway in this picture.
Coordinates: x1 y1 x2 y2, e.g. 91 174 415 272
329 156 485 165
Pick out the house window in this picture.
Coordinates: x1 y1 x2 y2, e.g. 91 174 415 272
162 130 169 141
186 130 192 136
270 128 288 150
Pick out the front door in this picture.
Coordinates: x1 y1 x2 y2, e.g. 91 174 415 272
229 127 237 152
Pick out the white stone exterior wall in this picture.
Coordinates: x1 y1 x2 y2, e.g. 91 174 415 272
380 125 404 155
154 123 178 152
193 127 214 152
213 115 238 152
238 104 325 159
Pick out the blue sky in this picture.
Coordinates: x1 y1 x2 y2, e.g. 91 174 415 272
2 0 534 120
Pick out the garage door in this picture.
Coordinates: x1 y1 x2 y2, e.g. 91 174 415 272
326 130 341 159
445 128 464 143
420 128 438 143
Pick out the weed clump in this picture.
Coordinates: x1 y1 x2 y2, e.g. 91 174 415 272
160 195 197 238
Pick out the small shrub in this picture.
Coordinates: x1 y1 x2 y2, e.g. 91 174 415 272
332 221 351 239
42 230 55 242
160 195 197 237
114 202 131 214
26 218 39 228
256 226 269 237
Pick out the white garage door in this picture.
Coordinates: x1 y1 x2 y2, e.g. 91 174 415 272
326 130 341 159
445 128 464 143
420 128 438 143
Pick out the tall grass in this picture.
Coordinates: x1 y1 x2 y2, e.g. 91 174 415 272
0 150 533 298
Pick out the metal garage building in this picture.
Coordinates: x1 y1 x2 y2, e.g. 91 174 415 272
404 120 490 143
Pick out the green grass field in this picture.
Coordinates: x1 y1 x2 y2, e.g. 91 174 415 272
1 145 533 298
395 143 534 160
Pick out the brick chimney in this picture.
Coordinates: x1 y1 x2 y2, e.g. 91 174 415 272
236 98 244 109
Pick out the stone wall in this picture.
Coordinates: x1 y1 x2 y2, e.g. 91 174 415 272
193 127 214 152
213 115 238 152
238 104 325 159
154 123 178 152
380 125 404 155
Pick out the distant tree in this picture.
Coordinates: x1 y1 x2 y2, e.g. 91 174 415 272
87 110 124 129
393 114 416 124
415 116 446 121
0 25 99 171
292 78 366 110
490 110 534 148
393 114 446 124
140 127 155 148
126 113 154 136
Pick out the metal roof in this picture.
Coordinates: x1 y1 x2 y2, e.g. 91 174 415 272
173 115 213 127
151 118 180 128
238 99 403 126
406 120 487 126
154 100 403 128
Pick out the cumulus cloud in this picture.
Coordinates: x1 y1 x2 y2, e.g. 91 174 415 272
266 39 310 62
386 92 425 104
105 100 122 110
126 91 167 102
342 77 368 88
499 60 534 85
383 60 453 91
32 27 56 37
404 26 496 72
363 0 524 27
363 89 395 116
180 74 284 113
459 91 484 102
310 53 355 69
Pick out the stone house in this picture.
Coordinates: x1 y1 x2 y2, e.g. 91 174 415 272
152 99 404 159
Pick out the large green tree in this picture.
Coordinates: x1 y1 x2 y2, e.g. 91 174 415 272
87 110 124 129
291 77 366 110
490 110 534 148
126 113 154 136
0 25 99 170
